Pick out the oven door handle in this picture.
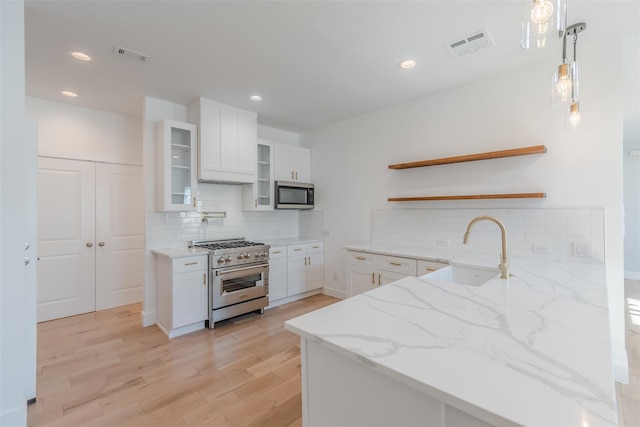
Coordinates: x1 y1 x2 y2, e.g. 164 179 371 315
215 263 268 276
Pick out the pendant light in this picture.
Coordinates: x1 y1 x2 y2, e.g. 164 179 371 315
564 23 586 131
521 0 566 49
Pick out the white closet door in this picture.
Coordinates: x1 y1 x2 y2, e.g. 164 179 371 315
37 158 96 322
95 163 144 310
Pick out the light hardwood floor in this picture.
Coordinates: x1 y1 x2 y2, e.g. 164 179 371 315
28 294 339 427
28 284 640 427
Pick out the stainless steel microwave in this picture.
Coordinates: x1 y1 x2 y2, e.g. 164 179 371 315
275 181 314 210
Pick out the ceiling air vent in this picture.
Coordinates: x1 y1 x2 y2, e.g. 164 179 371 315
446 30 494 57
113 45 149 62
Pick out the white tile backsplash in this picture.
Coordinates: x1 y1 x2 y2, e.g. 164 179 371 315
370 208 605 263
146 183 299 249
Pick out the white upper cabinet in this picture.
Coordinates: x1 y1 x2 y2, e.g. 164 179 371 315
242 139 275 211
274 143 311 183
156 119 197 212
188 97 257 184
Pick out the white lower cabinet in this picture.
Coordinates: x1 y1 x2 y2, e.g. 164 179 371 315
347 251 417 297
155 254 208 338
268 241 324 307
268 246 287 302
347 251 447 297
288 242 324 295
417 259 449 276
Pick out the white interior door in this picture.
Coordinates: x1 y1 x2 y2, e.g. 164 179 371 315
95 163 144 310
37 157 96 322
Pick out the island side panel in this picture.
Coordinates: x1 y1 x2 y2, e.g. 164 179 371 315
303 338 450 426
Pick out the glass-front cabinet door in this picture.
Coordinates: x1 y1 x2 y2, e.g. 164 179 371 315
242 138 274 211
156 119 198 212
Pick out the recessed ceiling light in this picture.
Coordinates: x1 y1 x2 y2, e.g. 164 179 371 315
398 58 417 69
61 90 78 97
250 95 262 101
68 50 92 61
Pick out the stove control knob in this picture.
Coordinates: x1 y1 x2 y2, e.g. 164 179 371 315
217 257 225 264
237 254 244 260
225 256 232 263
244 253 251 259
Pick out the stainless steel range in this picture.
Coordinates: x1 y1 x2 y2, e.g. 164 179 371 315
189 238 269 329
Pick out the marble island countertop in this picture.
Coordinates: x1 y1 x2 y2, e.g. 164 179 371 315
285 259 616 426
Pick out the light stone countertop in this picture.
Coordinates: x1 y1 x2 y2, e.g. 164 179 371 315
344 242 456 263
285 258 616 426
151 247 209 259
262 237 324 247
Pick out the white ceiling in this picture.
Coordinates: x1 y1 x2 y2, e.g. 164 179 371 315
24 1 639 133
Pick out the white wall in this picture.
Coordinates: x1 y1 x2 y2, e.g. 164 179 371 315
26 97 142 165
302 41 629 381
623 36 640 279
0 0 31 424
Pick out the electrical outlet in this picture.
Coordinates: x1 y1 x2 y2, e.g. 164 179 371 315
436 238 450 248
572 241 593 258
532 243 550 254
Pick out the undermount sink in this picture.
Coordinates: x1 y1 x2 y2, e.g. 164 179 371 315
422 263 500 287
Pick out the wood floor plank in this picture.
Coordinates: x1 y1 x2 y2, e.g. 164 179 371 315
28 294 338 426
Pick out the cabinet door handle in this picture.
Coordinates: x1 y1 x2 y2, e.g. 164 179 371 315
193 196 197 208
98 242 105 247
356 256 366 261
203 273 206 285
291 171 294 180
389 262 401 267
371 272 375 285
255 198 257 208
86 242 93 247
378 274 381 286
295 171 298 180
308 256 311 266
185 261 198 266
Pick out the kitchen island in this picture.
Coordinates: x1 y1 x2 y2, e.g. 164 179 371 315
285 259 616 426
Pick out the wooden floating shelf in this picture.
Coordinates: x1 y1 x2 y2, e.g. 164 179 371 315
388 145 547 170
388 193 547 202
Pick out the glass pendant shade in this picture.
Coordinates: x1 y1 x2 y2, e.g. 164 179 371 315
552 61 579 107
566 102 583 131
521 0 566 49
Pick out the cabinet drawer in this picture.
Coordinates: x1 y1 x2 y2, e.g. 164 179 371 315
417 260 448 276
347 251 376 266
377 256 416 275
288 244 307 256
269 246 287 259
173 255 208 274
307 242 324 253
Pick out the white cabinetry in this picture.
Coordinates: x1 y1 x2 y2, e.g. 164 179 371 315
274 143 311 182
268 246 287 302
242 139 274 211
347 251 418 297
188 97 257 184
417 260 448 276
155 254 208 338
156 119 197 212
287 242 324 295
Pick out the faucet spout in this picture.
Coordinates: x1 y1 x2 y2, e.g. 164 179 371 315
463 216 509 279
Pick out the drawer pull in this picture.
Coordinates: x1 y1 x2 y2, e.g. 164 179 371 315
312 245 320 249
425 268 437 272
184 261 198 266
389 262 402 267
355 256 366 261
272 250 282 254
294 248 303 252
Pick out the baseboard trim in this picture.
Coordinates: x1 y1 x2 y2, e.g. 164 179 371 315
266 289 323 309
624 270 640 281
140 310 156 327
322 287 346 300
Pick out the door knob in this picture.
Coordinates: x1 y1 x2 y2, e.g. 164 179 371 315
86 242 93 247
98 242 105 247
24 257 30 266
